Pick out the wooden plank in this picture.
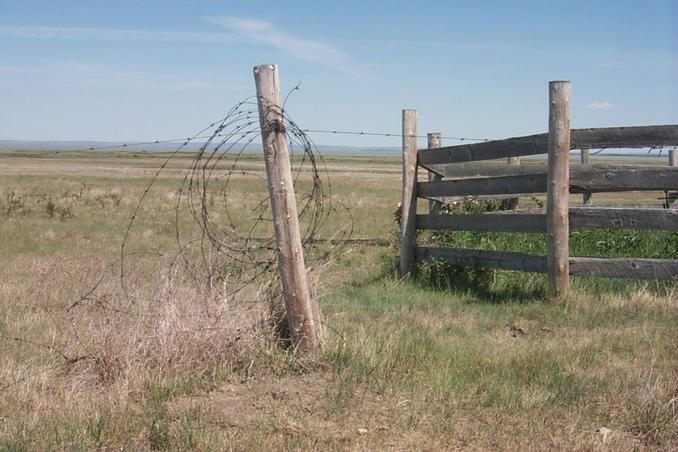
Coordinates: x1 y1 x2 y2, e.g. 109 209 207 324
416 213 546 233
569 257 678 280
570 125 678 149
418 173 547 198
418 166 678 199
427 133 442 214
416 208 678 232
570 207 678 230
418 133 548 166
416 246 547 273
425 162 547 179
400 109 418 276
547 80 571 297
569 167 678 193
417 124 678 166
253 64 321 350
432 163 665 180
580 149 591 205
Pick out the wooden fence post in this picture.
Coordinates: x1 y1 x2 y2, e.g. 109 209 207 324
580 149 591 205
253 64 322 351
400 109 418 276
506 157 521 209
427 133 442 214
669 150 678 207
547 81 571 297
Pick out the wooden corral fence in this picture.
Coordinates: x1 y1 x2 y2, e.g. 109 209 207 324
400 80 678 297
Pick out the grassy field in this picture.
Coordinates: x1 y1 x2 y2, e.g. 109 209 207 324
0 150 676 451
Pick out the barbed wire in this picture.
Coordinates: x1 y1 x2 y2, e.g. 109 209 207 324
66 96 353 318
19 129 677 157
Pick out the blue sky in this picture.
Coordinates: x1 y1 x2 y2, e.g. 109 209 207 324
1 0 676 148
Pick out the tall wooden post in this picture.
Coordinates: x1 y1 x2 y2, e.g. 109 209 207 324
670 150 677 167
547 81 571 297
400 109 418 276
580 149 591 205
253 64 322 350
427 133 442 214
506 157 520 209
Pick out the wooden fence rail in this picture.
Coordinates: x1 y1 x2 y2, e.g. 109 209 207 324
401 80 678 295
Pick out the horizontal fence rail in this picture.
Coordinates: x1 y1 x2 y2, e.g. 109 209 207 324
417 247 678 280
416 207 678 233
418 124 678 167
417 166 678 199
401 81 678 291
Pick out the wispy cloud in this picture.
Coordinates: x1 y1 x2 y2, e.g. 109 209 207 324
587 101 614 110
0 26 237 44
205 16 355 74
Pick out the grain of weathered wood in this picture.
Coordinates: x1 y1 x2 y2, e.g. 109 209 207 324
253 64 322 351
569 257 678 280
417 166 678 200
427 133 442 214
569 167 678 193
417 125 678 165
429 162 546 179
547 81 570 297
571 125 678 149
400 109 418 276
416 246 678 280
416 213 546 233
416 207 678 232
418 133 548 165
417 173 547 198
416 246 547 273
433 163 663 179
570 207 678 230
580 149 591 205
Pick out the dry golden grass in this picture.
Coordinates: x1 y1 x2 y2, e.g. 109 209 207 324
0 150 676 450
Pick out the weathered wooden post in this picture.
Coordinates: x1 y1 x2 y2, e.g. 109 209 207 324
400 109 418 276
427 133 442 214
506 156 521 209
580 149 591 205
668 150 678 207
253 64 322 350
547 81 571 297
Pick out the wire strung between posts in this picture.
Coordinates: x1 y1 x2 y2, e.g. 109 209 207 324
66 97 353 318
301 128 490 142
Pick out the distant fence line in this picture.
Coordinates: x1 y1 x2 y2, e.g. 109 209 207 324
400 80 678 296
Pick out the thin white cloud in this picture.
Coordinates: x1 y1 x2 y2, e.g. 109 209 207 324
587 101 614 110
206 16 355 74
0 26 237 44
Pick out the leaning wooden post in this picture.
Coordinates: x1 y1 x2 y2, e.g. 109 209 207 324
580 149 591 205
253 64 322 350
506 156 521 209
547 81 571 298
400 109 418 276
427 133 442 214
